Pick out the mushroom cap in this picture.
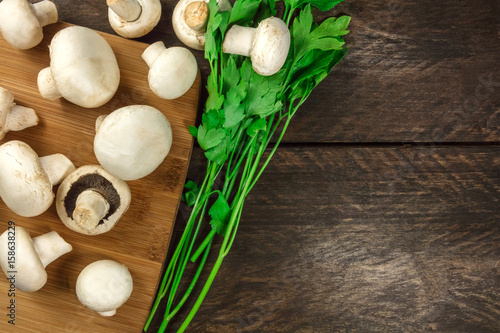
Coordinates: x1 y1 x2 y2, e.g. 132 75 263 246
76 260 133 314
94 105 173 181
172 0 207 50
56 165 131 236
0 0 43 50
48 26 120 108
0 87 15 135
0 140 53 217
250 17 290 76
108 0 162 38
0 226 47 292
147 46 198 100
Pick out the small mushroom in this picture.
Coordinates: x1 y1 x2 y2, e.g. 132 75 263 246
0 0 58 50
94 105 172 181
76 259 133 316
37 26 120 108
56 165 131 236
0 140 75 217
142 41 198 100
0 226 72 292
172 0 231 50
222 17 290 76
0 86 39 140
107 0 162 38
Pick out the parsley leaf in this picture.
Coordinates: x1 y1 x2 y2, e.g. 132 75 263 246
285 0 345 11
182 180 200 206
209 192 231 235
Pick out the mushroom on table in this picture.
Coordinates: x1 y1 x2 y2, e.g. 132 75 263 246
0 0 58 49
94 105 173 181
0 140 75 217
107 0 162 38
0 226 72 292
56 165 132 236
0 86 39 140
223 17 290 76
76 259 133 316
142 41 198 100
37 26 120 108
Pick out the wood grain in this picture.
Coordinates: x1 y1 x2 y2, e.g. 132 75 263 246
0 22 199 332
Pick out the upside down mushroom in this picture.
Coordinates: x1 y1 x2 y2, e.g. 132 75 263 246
107 0 162 38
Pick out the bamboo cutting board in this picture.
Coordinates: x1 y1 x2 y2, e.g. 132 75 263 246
0 22 200 332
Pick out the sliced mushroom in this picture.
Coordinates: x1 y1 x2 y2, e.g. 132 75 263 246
94 105 172 181
223 17 290 76
37 26 120 108
0 86 39 140
142 41 198 99
0 226 72 292
76 260 133 316
107 0 162 38
0 0 58 50
0 140 75 217
172 0 231 50
56 165 131 236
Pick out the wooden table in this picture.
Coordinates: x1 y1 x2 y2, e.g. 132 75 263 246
23 0 500 332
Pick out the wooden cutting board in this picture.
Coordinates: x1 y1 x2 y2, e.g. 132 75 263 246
0 22 200 332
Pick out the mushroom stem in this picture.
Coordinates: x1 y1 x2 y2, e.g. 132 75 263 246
31 231 73 268
37 67 62 101
107 0 142 22
222 25 256 57
5 105 39 132
31 0 58 27
95 115 107 132
184 1 208 31
142 41 167 68
39 153 76 186
73 189 111 231
99 310 117 317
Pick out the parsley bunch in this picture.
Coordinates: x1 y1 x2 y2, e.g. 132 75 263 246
145 0 350 331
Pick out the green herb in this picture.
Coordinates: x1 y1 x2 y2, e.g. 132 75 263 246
144 1 350 332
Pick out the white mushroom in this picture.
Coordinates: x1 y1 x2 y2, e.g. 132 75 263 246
0 226 72 292
94 105 172 181
56 165 131 236
142 41 198 100
172 0 231 50
0 0 58 50
37 26 120 108
107 0 162 38
0 140 75 217
76 260 133 316
0 86 39 140
223 17 290 76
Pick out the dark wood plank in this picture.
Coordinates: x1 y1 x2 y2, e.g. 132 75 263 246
146 145 500 332
50 0 500 144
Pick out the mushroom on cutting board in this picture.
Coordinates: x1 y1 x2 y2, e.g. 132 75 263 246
0 226 72 292
172 0 231 50
0 140 75 217
142 41 198 99
56 165 131 236
0 86 39 140
37 26 120 108
76 259 133 316
0 0 58 50
107 0 161 38
223 17 290 76
94 105 172 181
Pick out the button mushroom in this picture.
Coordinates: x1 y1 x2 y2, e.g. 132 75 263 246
76 259 133 316
0 226 72 292
0 86 39 140
0 140 75 217
93 105 172 181
56 165 132 236
142 41 198 100
0 0 58 50
172 0 231 50
37 26 120 108
107 0 161 38
222 17 290 76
